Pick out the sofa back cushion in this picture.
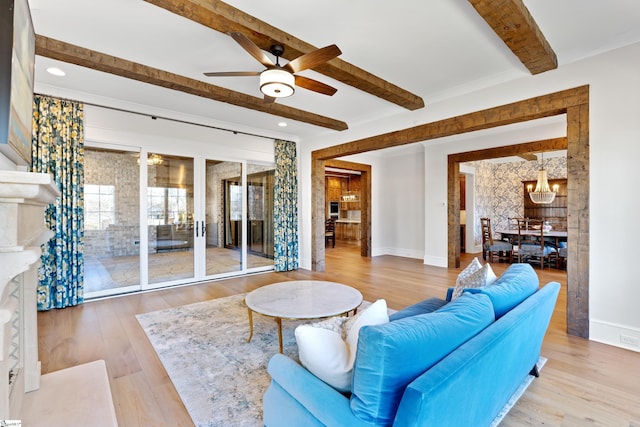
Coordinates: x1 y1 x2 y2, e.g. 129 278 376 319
476 263 539 318
388 297 448 321
349 292 494 425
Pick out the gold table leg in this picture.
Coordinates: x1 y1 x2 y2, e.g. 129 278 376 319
275 317 283 354
247 308 254 343
247 309 283 354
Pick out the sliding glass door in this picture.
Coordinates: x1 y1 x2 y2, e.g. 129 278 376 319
203 161 275 276
146 153 195 285
204 160 243 275
83 147 141 296
247 166 275 268
84 149 274 298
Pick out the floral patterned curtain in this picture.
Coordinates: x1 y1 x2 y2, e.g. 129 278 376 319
273 139 299 271
31 95 85 310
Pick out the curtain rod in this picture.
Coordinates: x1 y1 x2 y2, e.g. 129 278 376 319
35 93 292 143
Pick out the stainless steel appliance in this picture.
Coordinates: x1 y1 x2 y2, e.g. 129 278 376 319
329 201 339 218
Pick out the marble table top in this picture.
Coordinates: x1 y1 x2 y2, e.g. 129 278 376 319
245 280 363 319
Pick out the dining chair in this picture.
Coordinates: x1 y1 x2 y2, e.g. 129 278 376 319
480 218 512 262
514 218 558 269
325 218 336 248
556 242 568 269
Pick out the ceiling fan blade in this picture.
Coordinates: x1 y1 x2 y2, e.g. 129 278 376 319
264 95 277 103
229 32 275 68
285 44 341 73
294 75 338 96
203 71 261 77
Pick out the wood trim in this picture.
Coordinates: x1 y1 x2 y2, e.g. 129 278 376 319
566 103 589 337
312 86 587 160
311 159 326 271
468 0 558 74
143 0 424 111
35 35 348 131
448 137 567 163
448 161 461 268
311 86 589 338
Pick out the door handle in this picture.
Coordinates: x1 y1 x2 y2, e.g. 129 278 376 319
201 221 206 236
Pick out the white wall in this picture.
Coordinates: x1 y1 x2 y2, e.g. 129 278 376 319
299 41 640 351
34 42 640 351
83 105 275 164
372 148 425 259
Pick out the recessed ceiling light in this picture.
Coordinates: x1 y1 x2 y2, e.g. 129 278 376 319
278 122 287 127
46 67 66 77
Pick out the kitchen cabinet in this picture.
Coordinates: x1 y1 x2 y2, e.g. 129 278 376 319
335 220 361 241
340 175 361 211
325 176 342 202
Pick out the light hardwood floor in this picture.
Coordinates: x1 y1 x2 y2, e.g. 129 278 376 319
37 245 640 426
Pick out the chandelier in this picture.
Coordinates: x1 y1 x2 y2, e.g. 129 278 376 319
138 153 163 165
529 152 556 204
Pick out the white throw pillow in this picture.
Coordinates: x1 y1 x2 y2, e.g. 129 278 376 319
295 299 389 392
451 257 482 300
344 299 389 367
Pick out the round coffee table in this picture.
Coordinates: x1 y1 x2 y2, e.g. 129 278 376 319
245 280 363 353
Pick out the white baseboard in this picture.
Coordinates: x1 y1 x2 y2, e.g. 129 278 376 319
423 255 447 267
371 247 424 260
590 319 640 352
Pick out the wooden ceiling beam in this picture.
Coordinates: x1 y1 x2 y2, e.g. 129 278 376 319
517 153 538 161
35 35 348 131
467 0 557 74
312 85 587 160
143 0 425 111
448 138 567 163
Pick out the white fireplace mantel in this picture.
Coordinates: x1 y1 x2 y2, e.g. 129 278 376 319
0 170 59 419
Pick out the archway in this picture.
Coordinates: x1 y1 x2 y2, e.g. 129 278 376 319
312 86 589 338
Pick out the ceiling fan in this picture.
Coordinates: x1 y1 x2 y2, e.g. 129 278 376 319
204 32 342 102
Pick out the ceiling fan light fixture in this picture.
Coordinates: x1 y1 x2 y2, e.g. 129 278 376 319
260 68 295 98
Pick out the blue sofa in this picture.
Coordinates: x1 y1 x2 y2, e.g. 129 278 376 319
263 264 560 427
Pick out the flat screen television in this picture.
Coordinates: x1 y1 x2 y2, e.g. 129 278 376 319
0 0 35 166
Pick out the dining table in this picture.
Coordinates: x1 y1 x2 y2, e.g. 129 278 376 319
496 228 568 247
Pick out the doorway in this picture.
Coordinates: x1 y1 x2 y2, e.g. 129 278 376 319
311 86 589 338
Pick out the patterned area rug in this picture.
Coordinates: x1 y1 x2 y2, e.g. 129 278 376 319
137 294 544 427
137 293 304 427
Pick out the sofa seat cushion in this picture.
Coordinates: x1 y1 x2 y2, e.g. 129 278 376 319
388 297 447 321
475 263 539 318
349 292 494 426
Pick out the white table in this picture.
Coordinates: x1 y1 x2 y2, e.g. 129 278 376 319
245 280 363 353
496 228 568 247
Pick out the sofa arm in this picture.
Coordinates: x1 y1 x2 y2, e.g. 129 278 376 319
265 354 371 427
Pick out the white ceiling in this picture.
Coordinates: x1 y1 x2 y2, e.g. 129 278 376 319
28 0 640 142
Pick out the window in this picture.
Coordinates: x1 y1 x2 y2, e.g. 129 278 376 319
84 184 115 230
229 183 243 221
147 187 188 225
